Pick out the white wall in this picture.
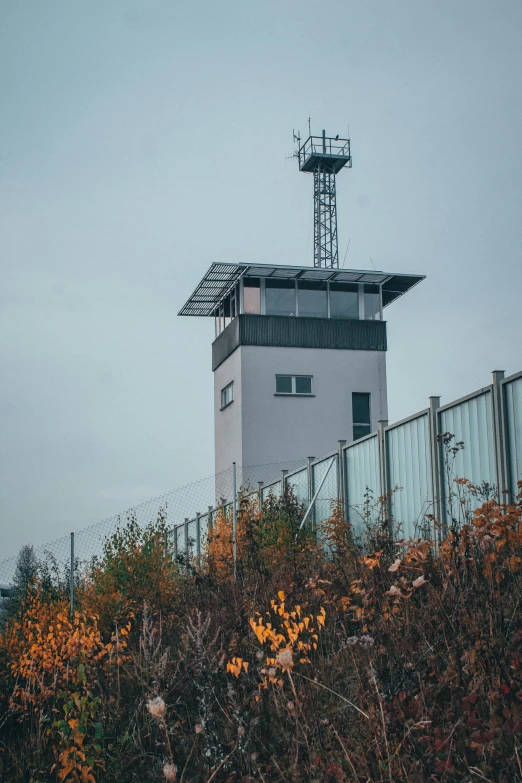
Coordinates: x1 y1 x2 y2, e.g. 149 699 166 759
214 346 243 477
214 345 387 479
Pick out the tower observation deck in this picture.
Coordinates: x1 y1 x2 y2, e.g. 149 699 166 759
296 130 352 269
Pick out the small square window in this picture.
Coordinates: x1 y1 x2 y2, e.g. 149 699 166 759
221 382 234 409
275 375 313 395
276 375 293 394
295 376 312 395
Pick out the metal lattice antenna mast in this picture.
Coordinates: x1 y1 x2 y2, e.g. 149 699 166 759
295 128 352 269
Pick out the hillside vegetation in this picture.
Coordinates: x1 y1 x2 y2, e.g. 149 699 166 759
1 475 521 782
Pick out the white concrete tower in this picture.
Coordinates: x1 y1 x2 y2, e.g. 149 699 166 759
178 130 424 484
179 262 424 478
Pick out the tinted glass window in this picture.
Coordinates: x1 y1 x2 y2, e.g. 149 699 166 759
243 278 261 314
298 280 328 318
276 375 293 394
353 424 371 441
364 284 381 320
295 376 312 394
329 282 359 319
352 392 370 424
266 279 296 316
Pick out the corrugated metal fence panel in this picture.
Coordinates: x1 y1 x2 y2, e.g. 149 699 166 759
287 467 308 505
345 434 380 534
504 375 522 498
387 413 432 538
261 480 281 503
312 456 338 528
439 390 496 505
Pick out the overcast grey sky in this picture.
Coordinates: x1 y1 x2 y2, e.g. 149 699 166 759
1 0 521 559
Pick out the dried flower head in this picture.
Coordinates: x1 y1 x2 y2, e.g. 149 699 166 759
163 762 177 781
237 725 246 737
276 648 293 672
195 723 203 734
147 696 166 719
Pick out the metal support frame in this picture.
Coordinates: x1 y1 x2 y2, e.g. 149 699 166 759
492 371 508 502
313 162 338 268
298 457 335 533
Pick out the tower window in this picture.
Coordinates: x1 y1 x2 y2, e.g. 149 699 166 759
297 280 328 318
329 282 359 319
221 382 234 410
275 375 313 395
243 277 261 314
352 392 371 440
266 279 296 316
364 284 381 320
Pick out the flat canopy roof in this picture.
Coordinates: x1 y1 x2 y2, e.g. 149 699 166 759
178 262 425 317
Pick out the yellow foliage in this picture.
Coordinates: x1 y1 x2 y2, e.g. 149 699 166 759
233 590 326 690
226 656 249 677
2 591 129 782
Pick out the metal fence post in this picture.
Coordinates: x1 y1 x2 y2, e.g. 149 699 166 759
184 518 189 554
337 440 347 514
491 370 508 502
208 505 214 534
281 469 288 497
257 481 264 504
232 462 237 581
428 396 443 536
307 456 315 528
377 420 389 500
173 525 178 558
70 532 74 619
196 513 201 559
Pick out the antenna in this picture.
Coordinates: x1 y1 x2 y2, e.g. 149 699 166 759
295 125 352 269
341 238 351 268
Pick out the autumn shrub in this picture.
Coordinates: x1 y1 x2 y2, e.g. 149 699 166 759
80 511 181 633
1 480 521 782
0 591 129 782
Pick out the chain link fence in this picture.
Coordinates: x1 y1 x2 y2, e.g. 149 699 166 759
0 457 309 587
